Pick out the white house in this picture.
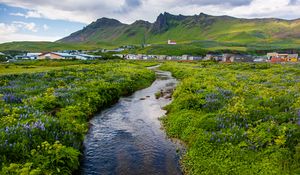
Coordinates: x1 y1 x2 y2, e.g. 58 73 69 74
112 54 124 58
26 53 41 59
74 54 102 60
104 48 125 53
158 55 167 60
222 54 235 62
167 40 177 45
182 55 188 60
126 54 138 60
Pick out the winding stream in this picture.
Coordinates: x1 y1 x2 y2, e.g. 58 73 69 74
81 67 183 175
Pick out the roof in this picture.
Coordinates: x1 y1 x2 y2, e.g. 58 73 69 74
39 52 74 57
27 53 41 56
53 52 74 57
75 54 102 58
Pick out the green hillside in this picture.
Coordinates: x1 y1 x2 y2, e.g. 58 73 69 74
59 12 300 46
1 12 300 53
0 42 102 52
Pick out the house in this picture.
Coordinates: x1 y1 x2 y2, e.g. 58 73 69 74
235 55 254 62
189 56 202 61
267 52 278 60
182 55 188 60
187 56 194 61
173 56 182 60
0 52 5 55
287 54 299 62
136 54 143 60
15 54 29 59
122 45 135 49
204 54 223 61
253 57 266 62
14 53 41 60
125 54 138 60
167 40 177 45
103 48 125 53
267 52 298 63
222 54 255 63
148 55 157 60
74 54 102 60
222 54 235 62
38 52 76 60
112 54 124 59
26 53 41 59
158 55 167 60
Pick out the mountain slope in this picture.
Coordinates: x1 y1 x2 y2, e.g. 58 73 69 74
58 12 300 46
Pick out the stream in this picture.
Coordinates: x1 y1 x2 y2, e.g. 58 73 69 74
81 67 183 175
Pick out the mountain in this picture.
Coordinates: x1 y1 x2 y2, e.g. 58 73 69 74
1 12 300 53
58 12 300 46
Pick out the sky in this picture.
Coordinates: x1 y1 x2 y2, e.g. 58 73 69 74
0 0 300 43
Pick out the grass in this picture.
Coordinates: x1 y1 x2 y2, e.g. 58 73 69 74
0 60 156 174
0 65 66 75
0 42 102 52
0 60 90 75
160 61 300 175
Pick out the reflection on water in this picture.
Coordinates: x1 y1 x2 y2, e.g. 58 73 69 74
81 68 183 175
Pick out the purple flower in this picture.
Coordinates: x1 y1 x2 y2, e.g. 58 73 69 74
2 93 22 103
32 120 45 131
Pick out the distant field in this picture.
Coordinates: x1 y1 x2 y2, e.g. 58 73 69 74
130 40 300 56
0 42 103 52
0 60 90 75
1 40 300 56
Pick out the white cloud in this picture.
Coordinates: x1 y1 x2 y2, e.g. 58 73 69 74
43 24 49 31
2 0 300 24
26 10 42 18
0 23 18 35
12 21 38 32
10 10 42 18
0 22 59 43
9 12 25 17
0 33 60 43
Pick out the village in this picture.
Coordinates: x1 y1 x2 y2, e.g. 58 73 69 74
1 39 299 63
2 49 299 63
1 40 299 63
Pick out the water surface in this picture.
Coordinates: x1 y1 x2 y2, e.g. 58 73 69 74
82 68 182 175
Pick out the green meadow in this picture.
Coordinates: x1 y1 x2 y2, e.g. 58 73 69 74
160 61 300 174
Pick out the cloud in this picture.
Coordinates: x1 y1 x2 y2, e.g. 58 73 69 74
174 0 253 7
9 12 25 17
10 10 42 18
289 0 299 4
118 0 142 13
0 22 59 43
0 22 39 35
0 23 18 35
12 21 38 32
43 24 49 31
0 33 60 43
0 21 39 38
